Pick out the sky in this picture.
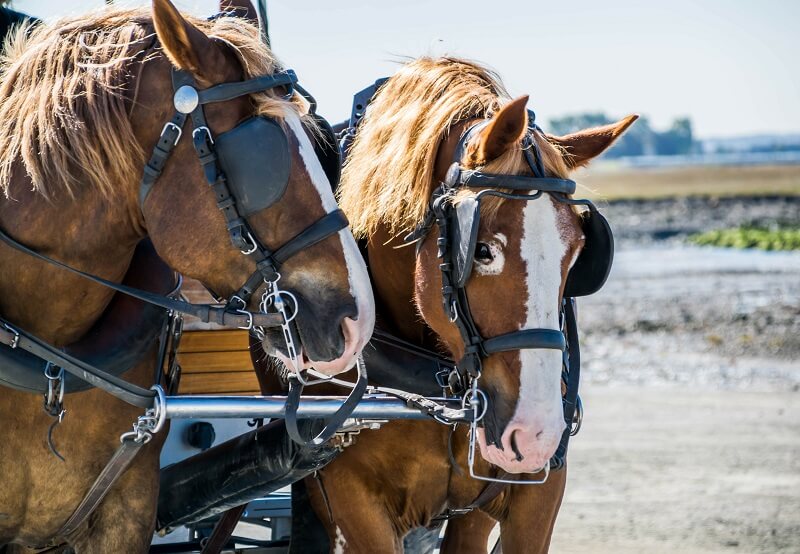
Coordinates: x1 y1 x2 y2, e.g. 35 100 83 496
9 0 800 139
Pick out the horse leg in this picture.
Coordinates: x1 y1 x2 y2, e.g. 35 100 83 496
496 466 567 554
439 510 497 554
305 473 402 554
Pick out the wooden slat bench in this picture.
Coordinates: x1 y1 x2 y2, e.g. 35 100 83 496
177 279 259 395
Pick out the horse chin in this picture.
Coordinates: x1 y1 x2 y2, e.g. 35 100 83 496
269 326 363 377
475 427 554 475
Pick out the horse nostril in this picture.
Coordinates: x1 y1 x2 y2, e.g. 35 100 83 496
509 429 525 462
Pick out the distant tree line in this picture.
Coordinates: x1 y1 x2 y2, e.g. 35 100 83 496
547 113 696 157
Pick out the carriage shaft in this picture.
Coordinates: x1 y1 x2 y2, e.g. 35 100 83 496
163 394 471 422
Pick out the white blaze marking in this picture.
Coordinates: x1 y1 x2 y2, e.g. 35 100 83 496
474 232 507 276
334 526 347 554
513 197 568 434
284 113 375 344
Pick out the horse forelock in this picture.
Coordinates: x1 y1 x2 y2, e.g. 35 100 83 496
0 6 309 201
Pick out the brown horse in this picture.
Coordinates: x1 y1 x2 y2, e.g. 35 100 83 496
0 2 373 551
257 57 635 553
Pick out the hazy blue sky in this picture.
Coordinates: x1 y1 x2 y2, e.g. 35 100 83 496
10 0 799 138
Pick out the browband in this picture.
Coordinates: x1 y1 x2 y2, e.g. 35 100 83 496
196 70 298 105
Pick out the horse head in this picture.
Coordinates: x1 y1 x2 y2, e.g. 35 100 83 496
139 0 374 375
414 96 637 473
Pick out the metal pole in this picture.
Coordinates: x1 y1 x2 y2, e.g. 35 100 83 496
163 394 471 422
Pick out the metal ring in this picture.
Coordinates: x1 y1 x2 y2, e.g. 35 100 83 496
570 395 583 436
150 385 167 435
263 289 299 324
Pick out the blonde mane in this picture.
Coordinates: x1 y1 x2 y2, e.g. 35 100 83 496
0 7 305 199
338 56 570 239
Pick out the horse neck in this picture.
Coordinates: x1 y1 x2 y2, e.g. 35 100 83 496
0 177 143 344
367 225 431 345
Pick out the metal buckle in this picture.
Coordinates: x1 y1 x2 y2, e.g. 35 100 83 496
161 122 183 146
434 367 451 389
2 323 19 349
44 363 65 412
192 126 214 144
229 295 253 330
240 231 259 255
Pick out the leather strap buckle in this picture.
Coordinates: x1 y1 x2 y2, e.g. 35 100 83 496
161 122 183 146
1 323 20 348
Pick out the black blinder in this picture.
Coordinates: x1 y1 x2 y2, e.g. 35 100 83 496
307 113 342 189
214 116 291 216
451 196 481 288
563 208 614 297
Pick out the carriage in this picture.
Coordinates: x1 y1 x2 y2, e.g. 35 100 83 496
0 1 634 552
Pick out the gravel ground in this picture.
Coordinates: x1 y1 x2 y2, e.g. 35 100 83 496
548 195 800 553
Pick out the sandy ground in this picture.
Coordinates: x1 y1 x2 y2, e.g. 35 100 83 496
549 387 800 554
547 196 800 553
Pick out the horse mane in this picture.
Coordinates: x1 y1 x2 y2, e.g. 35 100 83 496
0 7 304 200
338 56 570 239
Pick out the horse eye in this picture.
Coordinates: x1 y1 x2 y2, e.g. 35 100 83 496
475 242 493 262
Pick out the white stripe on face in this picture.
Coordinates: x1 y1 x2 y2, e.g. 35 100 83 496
513 196 568 434
284 112 375 336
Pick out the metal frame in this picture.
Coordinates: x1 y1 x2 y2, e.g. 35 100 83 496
162 393 474 423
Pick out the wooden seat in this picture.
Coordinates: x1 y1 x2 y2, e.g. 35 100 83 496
177 279 259 395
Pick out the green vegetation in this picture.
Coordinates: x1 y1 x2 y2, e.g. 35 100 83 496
689 225 800 251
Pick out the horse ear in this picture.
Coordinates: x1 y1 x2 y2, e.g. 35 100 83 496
152 0 227 85
547 114 639 169
219 0 258 22
472 95 529 165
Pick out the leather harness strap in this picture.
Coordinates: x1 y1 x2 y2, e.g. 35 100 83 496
0 226 282 330
56 439 146 538
431 473 516 524
0 321 156 408
201 504 248 554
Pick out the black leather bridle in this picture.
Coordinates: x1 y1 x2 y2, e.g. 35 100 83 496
404 113 594 478
406 116 582 391
139 68 349 342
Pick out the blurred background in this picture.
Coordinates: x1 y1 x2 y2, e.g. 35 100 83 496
5 1 798 552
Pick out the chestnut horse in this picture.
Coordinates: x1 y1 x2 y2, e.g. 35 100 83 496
257 57 635 553
0 2 373 552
